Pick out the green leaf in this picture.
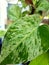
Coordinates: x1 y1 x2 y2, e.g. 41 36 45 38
8 5 22 21
0 14 49 65
36 0 49 12
29 50 49 65
38 25 49 51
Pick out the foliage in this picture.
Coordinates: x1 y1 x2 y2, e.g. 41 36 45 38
7 5 22 21
8 0 49 22
0 0 49 65
29 50 49 65
19 0 49 16
29 24 49 65
0 14 49 65
0 15 42 65
36 0 49 12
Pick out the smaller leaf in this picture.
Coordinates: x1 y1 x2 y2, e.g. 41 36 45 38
29 50 49 65
38 25 49 51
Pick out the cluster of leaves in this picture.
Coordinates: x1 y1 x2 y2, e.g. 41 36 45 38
0 0 49 65
0 14 49 65
19 0 49 16
8 0 49 23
